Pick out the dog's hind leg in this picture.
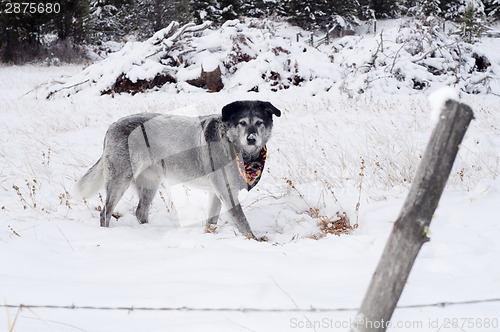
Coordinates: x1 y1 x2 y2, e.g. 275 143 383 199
101 170 133 227
206 193 222 226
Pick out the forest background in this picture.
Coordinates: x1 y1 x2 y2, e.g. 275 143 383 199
1 0 499 63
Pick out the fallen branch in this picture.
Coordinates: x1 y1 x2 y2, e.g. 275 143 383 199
46 79 90 99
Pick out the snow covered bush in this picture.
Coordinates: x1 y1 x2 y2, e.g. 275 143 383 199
326 17 498 95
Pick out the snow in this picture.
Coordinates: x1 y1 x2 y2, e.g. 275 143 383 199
1 18 500 332
428 86 460 126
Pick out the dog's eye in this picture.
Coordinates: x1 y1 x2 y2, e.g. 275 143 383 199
239 121 247 127
256 121 264 126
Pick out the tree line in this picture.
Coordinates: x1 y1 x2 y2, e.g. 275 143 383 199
1 0 499 63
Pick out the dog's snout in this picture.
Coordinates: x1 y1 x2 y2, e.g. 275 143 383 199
247 133 257 145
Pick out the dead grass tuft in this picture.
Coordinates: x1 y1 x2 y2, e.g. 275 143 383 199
58 191 72 209
12 185 28 210
284 177 354 239
355 156 365 229
317 211 352 237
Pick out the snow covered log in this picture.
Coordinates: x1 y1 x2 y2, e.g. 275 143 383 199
352 100 474 332
186 65 224 92
103 72 176 95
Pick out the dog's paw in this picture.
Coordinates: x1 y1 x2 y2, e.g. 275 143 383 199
205 223 217 234
244 233 268 241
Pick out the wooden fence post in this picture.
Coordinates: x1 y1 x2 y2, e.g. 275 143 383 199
351 100 474 332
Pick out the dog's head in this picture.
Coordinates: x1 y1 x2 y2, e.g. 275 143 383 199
222 101 281 160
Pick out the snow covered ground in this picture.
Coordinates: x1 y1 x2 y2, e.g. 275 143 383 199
1 20 500 332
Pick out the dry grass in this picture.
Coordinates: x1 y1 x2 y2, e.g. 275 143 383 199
5 303 21 332
159 185 176 214
313 210 353 239
58 191 72 209
12 185 28 210
8 225 21 238
284 177 354 238
355 156 365 229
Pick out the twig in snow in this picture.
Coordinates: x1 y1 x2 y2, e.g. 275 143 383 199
46 80 90 99
411 42 457 63
226 318 257 332
370 30 384 67
270 277 318 332
270 277 299 309
470 75 492 85
390 42 407 73
57 225 75 252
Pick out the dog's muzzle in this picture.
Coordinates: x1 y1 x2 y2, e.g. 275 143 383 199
247 133 257 145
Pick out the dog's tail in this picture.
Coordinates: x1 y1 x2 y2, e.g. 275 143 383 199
74 157 105 199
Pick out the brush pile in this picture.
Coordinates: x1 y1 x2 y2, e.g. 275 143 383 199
41 17 499 98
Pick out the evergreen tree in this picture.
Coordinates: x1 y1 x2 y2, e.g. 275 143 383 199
286 0 360 29
483 0 500 19
421 0 442 16
192 0 240 25
192 0 218 23
286 0 329 29
440 0 466 20
406 0 442 20
219 0 241 21
123 0 193 38
331 0 361 24
241 0 286 17
360 0 402 18
51 0 88 43
0 0 88 62
87 0 134 43
0 2 44 62
460 0 487 43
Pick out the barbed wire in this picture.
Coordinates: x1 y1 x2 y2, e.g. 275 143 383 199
1 298 500 313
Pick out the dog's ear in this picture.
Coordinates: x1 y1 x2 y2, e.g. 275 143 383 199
221 101 243 122
260 101 281 118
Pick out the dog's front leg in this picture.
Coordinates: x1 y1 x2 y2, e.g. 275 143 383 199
212 181 256 239
225 202 256 240
206 193 221 226
206 191 254 238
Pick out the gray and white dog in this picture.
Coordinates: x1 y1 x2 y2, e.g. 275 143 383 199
75 100 281 239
